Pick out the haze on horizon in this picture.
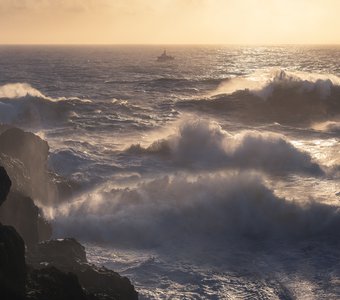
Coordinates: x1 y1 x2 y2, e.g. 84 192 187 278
1 0 339 45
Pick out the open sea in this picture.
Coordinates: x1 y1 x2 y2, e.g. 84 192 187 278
0 45 340 299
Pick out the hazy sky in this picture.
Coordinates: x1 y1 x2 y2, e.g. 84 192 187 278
1 0 339 44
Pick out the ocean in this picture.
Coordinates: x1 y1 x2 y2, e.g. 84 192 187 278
0 45 340 299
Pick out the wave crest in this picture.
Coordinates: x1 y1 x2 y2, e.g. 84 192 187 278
127 118 323 175
214 69 340 100
0 83 90 127
178 70 340 125
0 83 46 99
53 173 340 247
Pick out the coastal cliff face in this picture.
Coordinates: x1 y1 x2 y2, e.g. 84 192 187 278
0 127 138 300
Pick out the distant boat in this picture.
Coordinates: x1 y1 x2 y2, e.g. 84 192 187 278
157 50 174 62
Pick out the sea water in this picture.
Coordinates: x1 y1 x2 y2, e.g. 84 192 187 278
0 45 340 299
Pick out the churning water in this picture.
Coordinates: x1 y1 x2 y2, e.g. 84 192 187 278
1 45 340 299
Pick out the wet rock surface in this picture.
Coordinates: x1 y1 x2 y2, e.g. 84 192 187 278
28 238 138 300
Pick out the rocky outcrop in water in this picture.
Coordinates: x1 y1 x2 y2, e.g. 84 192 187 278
0 126 53 247
0 127 54 203
0 126 54 247
0 126 137 300
0 166 26 299
0 126 139 299
28 238 138 300
0 224 27 300
26 266 89 300
0 166 11 206
0 167 138 300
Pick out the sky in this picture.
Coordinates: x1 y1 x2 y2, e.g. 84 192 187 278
0 0 339 44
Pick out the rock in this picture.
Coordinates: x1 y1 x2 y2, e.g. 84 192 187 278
0 192 52 248
31 238 87 267
26 266 89 300
0 166 26 299
77 265 138 300
0 127 58 204
0 224 26 299
0 127 76 206
0 128 49 175
0 139 138 299
28 239 138 300
0 128 55 248
0 153 31 198
0 166 11 207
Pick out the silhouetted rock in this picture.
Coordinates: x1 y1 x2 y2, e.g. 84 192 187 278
26 266 88 300
0 192 52 248
0 165 25 299
0 127 58 204
0 130 138 299
0 153 32 201
0 128 54 248
77 265 138 300
31 238 87 267
0 166 11 206
0 224 26 299
28 239 138 300
0 127 49 175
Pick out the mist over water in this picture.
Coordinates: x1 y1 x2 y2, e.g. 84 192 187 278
0 45 340 299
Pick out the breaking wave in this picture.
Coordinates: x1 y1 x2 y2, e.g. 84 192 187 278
214 69 340 99
126 118 323 175
178 70 340 125
0 83 90 127
312 120 340 134
53 173 340 248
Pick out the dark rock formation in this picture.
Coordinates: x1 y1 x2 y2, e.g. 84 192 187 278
0 166 91 300
0 224 26 299
31 238 87 266
77 266 137 300
0 127 139 299
0 127 54 247
0 166 11 206
26 266 88 300
0 128 49 177
28 239 138 300
0 166 26 299
0 127 58 204
0 153 30 198
0 192 52 248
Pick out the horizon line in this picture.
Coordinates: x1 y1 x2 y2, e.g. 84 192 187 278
1 43 340 47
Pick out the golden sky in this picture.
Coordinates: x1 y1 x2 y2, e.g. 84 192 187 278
1 0 339 44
